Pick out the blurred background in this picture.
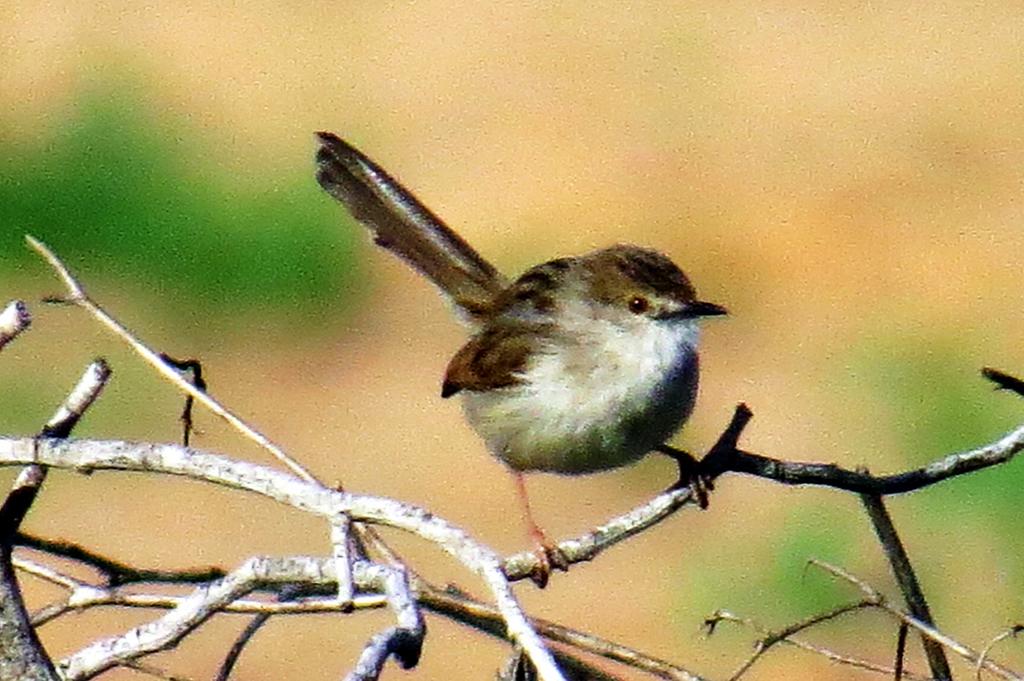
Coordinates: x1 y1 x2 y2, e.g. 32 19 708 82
2 2 1024 679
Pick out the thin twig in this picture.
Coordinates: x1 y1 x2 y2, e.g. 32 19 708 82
811 560 1023 680
215 612 270 681
157 355 205 447
15 534 226 587
420 583 706 681
26 235 318 484
704 605 926 680
119 658 196 681
895 623 908 680
11 557 84 592
977 626 1024 681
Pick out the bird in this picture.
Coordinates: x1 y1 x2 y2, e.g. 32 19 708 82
315 132 726 586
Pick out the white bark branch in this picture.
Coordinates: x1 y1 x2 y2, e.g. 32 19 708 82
0 300 31 351
64 556 330 678
345 562 424 680
0 437 564 681
42 360 111 436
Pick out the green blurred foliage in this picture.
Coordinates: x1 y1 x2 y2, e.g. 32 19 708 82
680 503 856 626
0 85 363 332
865 342 1024 590
0 379 54 433
767 512 855 614
682 338 1024 623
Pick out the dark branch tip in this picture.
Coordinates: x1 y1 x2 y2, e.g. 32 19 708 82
981 366 1024 397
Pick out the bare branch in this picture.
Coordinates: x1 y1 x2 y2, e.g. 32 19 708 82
708 606 933 679
860 493 951 680
704 424 1024 496
509 396 1024 581
26 235 318 485
63 556 367 679
346 562 424 680
331 514 356 606
19 532 695 681
0 540 61 681
0 437 564 681
421 583 706 681
504 404 751 580
811 560 1024 680
977 626 1024 681
11 551 384 623
215 612 270 681
0 300 31 351
703 606 925 680
5 359 112 551
983 368 1024 397
895 623 908 680
16 534 227 587
41 359 111 439
0 354 107 681
24 236 445 679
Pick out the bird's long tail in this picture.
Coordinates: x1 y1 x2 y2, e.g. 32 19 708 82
315 132 506 318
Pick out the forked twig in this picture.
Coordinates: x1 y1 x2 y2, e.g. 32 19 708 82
0 438 565 680
977 626 1024 681
704 604 930 680
26 235 317 484
811 560 1023 680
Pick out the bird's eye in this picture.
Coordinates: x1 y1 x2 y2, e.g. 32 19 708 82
628 296 649 314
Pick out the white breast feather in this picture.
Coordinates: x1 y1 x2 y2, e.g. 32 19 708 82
462 299 700 474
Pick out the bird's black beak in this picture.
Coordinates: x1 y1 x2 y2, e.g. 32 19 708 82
655 300 728 320
683 300 728 318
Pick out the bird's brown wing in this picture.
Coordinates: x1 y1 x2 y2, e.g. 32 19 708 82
441 325 534 397
315 132 506 318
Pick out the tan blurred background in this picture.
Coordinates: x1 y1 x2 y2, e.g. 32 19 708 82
2 2 1024 679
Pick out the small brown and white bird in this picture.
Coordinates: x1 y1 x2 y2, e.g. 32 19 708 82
315 132 725 585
